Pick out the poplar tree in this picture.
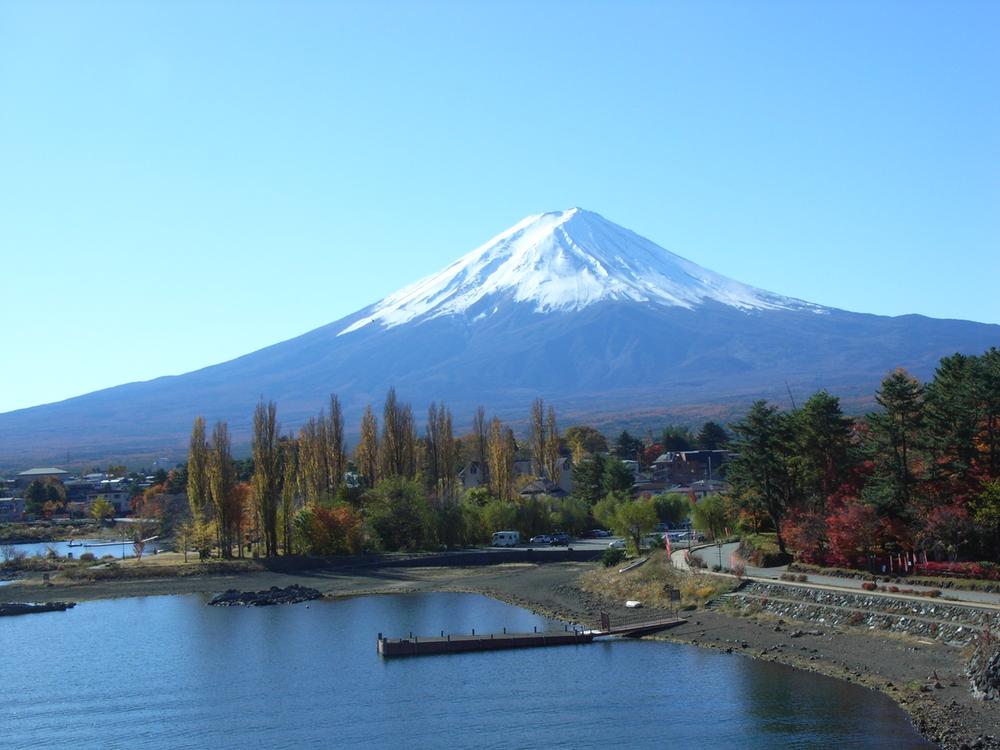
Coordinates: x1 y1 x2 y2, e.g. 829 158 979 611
544 404 561 483
473 406 489 488
327 394 346 495
487 416 515 501
357 405 379 488
207 421 236 558
298 416 328 502
252 399 283 557
186 416 210 521
530 399 546 476
380 387 416 479
280 436 300 555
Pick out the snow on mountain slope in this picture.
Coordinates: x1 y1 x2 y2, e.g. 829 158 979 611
340 207 822 335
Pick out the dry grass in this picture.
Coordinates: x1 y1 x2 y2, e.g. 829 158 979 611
580 549 735 608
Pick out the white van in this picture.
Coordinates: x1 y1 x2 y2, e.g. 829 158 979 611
491 531 520 547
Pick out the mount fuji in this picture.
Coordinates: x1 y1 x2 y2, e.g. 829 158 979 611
2 208 997 464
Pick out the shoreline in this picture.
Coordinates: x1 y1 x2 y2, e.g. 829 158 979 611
4 560 996 749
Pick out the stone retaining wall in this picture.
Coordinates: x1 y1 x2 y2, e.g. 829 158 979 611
726 581 1000 644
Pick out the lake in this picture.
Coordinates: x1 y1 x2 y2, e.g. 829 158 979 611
0 538 162 561
0 592 934 749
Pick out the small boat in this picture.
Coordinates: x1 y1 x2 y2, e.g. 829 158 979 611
67 541 83 547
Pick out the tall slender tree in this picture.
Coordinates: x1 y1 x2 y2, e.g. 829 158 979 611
473 406 489 488
327 394 346 495
544 404 561 483
487 416 515 501
380 387 416 479
207 421 236 558
356 405 379 488
280 436 300 555
728 400 797 553
186 416 210 522
252 399 283 557
530 398 546 476
864 369 925 518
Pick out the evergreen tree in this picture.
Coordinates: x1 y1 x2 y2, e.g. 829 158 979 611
612 430 643 461
571 453 606 504
863 369 924 519
695 421 730 450
728 401 797 553
793 391 855 509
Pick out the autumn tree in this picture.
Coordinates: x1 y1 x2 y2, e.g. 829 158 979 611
207 421 237 558
280 436 301 555
252 399 283 557
486 416 515 501
530 399 546 476
379 387 416 479
186 416 210 522
564 425 607 462
298 416 329 503
327 394 346 495
425 401 457 503
356 405 379 488
544 405 561 483
472 406 490 489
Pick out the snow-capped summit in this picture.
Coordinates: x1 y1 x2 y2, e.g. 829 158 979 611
339 207 819 335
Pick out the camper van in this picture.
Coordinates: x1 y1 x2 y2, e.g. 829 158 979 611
491 531 520 547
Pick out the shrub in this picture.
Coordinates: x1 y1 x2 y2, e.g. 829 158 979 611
711 564 722 572
732 562 746 580
861 582 878 591
888 585 899 593
601 547 626 568
847 611 865 625
796 574 807 582
79 552 96 562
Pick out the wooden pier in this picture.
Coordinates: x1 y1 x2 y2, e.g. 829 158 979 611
377 613 686 658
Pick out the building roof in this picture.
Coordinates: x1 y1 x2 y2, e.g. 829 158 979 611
17 467 69 477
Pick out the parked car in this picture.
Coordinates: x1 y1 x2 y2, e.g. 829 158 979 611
549 532 571 545
591 529 611 538
608 539 626 550
529 535 552 545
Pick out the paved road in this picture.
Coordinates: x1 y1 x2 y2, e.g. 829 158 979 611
673 541 1000 608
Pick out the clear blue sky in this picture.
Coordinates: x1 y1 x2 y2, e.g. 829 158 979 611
1 0 997 414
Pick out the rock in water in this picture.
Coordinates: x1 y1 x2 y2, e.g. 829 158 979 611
208 584 323 607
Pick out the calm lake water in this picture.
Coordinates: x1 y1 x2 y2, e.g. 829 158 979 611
1 539 162 561
0 592 933 749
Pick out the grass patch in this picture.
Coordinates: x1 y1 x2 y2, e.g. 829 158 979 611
580 549 735 608
738 533 791 567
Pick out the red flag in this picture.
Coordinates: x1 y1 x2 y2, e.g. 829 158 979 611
665 532 672 558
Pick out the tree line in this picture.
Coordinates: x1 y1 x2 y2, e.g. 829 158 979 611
720 348 1000 568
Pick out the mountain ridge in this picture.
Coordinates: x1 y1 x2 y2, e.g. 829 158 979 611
1 209 997 466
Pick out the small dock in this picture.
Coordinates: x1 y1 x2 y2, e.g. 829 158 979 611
378 612 686 658
378 629 594 657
